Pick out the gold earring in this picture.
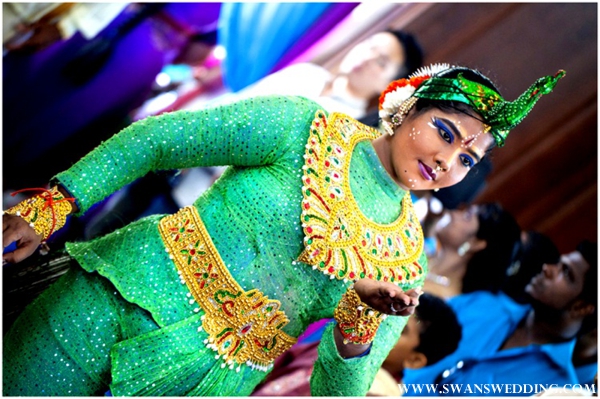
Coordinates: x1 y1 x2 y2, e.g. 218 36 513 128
391 97 418 128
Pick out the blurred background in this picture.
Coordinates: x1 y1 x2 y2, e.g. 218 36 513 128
2 3 597 391
2 2 596 253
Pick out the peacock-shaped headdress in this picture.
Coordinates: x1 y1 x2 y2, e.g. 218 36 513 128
378 63 565 146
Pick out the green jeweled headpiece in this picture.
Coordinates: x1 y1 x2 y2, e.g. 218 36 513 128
378 64 565 146
412 68 566 146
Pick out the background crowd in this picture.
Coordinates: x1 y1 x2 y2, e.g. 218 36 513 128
3 2 597 396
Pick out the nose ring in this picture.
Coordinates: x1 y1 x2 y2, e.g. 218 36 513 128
435 165 443 173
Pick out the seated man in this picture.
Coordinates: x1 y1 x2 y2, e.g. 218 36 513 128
403 240 597 396
251 293 462 396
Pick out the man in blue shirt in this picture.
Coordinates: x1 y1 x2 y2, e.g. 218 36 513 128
403 240 597 396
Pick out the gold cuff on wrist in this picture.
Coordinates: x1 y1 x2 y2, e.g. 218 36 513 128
334 285 385 345
4 186 74 241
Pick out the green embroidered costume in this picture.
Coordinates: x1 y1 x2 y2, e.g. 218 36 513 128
3 95 426 396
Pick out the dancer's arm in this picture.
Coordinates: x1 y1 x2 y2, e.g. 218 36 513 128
310 264 425 396
3 95 321 262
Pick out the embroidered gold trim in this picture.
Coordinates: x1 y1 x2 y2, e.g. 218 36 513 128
298 111 424 284
159 206 297 370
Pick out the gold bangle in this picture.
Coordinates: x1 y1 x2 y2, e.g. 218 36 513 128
4 186 74 241
334 285 385 345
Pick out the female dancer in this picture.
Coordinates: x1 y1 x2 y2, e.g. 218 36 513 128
3 64 563 396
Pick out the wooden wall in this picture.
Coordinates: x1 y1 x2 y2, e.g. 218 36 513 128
388 3 597 253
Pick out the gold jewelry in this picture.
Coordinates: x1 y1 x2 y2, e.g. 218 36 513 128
4 186 74 241
435 165 443 173
334 285 385 345
299 111 425 285
159 206 297 371
390 96 419 130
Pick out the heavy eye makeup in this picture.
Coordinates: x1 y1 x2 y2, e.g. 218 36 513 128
460 154 475 168
431 117 454 144
431 117 477 169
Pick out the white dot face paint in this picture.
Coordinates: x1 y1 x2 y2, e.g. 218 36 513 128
409 127 422 140
460 131 483 148
385 108 494 192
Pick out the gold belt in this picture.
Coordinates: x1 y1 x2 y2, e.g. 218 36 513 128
158 206 297 371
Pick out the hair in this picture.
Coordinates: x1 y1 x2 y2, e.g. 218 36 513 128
502 231 561 304
413 67 502 151
461 202 522 294
387 30 424 80
414 293 462 365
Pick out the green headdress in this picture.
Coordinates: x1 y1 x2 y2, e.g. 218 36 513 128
379 64 566 146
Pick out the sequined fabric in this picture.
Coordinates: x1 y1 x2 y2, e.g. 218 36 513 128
4 95 426 396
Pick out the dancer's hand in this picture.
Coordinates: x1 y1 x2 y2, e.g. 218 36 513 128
3 213 42 264
354 278 422 316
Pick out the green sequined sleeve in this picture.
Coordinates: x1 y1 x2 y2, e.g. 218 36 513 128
54 95 320 215
310 316 407 396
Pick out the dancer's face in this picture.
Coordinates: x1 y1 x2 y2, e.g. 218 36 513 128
386 108 494 191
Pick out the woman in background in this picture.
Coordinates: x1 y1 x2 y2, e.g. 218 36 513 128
213 29 423 119
424 202 521 299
